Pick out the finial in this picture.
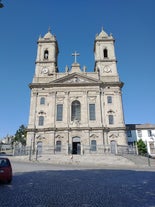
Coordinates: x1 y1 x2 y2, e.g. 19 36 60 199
48 26 51 33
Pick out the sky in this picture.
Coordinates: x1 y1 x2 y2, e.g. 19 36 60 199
0 0 155 138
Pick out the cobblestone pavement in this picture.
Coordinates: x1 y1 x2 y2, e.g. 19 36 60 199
0 161 155 207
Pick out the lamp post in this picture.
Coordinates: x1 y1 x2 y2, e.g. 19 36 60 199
29 138 33 161
150 134 155 156
145 140 151 167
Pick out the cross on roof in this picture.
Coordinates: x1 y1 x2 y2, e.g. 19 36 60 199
72 51 80 63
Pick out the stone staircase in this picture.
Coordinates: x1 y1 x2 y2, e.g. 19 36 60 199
34 154 135 167
11 153 155 168
119 154 155 167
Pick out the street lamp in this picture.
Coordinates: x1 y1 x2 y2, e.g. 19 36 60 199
150 134 155 155
29 138 33 161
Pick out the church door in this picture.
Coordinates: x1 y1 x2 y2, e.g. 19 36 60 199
37 141 43 156
110 140 117 154
72 137 81 155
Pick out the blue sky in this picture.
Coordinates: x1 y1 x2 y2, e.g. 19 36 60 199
0 0 155 138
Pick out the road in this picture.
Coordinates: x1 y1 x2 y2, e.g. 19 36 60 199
0 160 155 207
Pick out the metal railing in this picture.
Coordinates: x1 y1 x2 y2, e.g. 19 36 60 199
8 144 138 158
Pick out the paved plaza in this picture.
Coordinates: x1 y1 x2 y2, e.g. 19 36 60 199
0 160 155 207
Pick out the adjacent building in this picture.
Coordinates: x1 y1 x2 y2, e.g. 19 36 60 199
26 28 127 156
126 124 155 156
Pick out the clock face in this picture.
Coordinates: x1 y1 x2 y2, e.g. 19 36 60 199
41 67 48 74
104 65 111 73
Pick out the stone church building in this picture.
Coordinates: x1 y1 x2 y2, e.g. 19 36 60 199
26 28 127 156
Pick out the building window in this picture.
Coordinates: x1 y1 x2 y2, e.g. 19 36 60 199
44 50 49 59
71 100 81 121
57 104 63 121
137 130 142 137
127 130 132 137
103 48 108 58
109 115 114 125
38 116 44 126
55 141 61 152
89 104 96 120
148 130 152 137
90 140 97 151
107 96 112 104
40 97 45 105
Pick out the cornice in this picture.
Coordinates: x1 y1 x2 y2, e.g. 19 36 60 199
29 81 123 89
27 126 126 132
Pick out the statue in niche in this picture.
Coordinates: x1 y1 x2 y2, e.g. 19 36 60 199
65 65 69 73
44 50 49 59
83 66 87 72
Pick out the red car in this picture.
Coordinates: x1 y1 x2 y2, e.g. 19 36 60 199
0 157 12 184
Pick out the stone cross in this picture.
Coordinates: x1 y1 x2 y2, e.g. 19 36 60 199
72 51 80 63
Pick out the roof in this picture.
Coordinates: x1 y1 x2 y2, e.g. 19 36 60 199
126 124 155 130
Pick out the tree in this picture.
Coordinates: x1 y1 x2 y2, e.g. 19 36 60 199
0 0 4 8
137 139 147 155
14 125 27 146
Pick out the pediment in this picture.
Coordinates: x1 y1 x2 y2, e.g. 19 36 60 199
109 133 119 139
50 72 101 85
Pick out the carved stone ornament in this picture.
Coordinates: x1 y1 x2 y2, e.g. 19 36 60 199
103 65 111 73
90 134 98 139
88 96 96 101
109 133 119 139
66 77 88 83
55 135 64 139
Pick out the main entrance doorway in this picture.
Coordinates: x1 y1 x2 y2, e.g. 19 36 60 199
72 137 81 155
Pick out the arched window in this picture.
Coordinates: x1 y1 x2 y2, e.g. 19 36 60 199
103 48 108 58
55 141 61 152
109 115 114 125
90 140 97 151
38 116 44 126
40 97 45 105
44 50 49 59
71 100 81 121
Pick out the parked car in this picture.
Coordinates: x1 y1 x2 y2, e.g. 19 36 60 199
0 157 12 184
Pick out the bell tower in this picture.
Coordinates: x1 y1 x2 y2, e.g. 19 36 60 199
34 28 59 78
94 28 119 81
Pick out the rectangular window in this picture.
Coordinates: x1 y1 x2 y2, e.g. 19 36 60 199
38 116 44 126
127 130 132 137
107 96 112 104
90 140 97 151
148 130 152 137
40 97 45 105
57 104 63 121
55 141 61 152
89 104 96 120
109 115 114 125
137 130 142 137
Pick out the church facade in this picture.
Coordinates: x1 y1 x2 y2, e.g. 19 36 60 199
26 28 127 156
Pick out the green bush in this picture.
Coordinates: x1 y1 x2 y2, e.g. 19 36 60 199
137 139 147 155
